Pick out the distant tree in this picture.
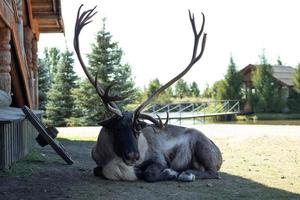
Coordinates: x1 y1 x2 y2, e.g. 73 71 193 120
202 83 212 98
38 58 50 110
45 50 78 126
212 80 227 100
223 56 242 100
38 47 61 110
287 63 300 113
146 78 161 97
175 79 190 98
165 87 174 98
292 63 300 93
250 53 285 112
43 47 61 82
75 19 137 125
190 81 200 97
144 78 172 103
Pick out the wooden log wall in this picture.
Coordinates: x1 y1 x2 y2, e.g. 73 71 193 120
0 118 39 170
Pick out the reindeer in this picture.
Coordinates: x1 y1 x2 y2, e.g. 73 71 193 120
73 5 222 182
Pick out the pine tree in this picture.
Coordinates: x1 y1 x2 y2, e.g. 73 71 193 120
75 19 136 125
202 83 212 98
45 50 78 126
190 81 200 97
175 79 190 98
292 63 300 93
43 47 61 82
38 48 61 110
144 78 171 103
212 80 227 100
146 78 161 97
38 58 50 110
224 56 242 100
250 53 284 112
287 64 300 113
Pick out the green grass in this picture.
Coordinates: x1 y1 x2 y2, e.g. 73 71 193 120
238 113 300 121
0 149 46 177
54 126 100 141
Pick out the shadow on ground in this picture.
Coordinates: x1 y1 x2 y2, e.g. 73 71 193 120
0 138 299 200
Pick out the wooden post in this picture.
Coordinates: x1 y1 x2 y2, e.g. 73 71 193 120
0 28 11 93
24 26 35 107
32 37 38 108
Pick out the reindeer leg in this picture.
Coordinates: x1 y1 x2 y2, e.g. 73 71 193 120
138 160 178 182
191 140 222 179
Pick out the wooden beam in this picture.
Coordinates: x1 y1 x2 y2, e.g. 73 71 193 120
26 0 40 38
33 13 60 19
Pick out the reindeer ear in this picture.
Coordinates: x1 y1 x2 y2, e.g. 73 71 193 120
98 115 120 128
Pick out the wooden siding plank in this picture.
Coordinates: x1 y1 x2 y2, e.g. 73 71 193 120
0 118 39 170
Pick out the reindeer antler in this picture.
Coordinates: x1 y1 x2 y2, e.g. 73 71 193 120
74 5 124 117
133 11 207 128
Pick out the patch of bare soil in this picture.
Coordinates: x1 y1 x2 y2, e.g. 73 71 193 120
1 136 300 200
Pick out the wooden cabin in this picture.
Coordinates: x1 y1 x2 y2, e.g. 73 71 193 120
240 64 295 90
0 0 64 169
239 64 295 112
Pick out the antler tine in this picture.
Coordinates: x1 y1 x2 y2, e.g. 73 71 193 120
164 112 169 126
138 113 163 128
137 112 169 131
95 71 128 102
74 5 123 117
134 11 207 124
94 71 124 116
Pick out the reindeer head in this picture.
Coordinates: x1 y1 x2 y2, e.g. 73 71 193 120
74 5 206 166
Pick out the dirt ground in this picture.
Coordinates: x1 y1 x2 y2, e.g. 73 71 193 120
1 124 300 200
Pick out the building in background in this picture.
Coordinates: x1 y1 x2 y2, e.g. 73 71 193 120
239 64 295 112
0 0 64 169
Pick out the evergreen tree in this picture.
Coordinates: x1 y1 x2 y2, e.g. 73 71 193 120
43 47 61 82
144 78 172 104
38 58 50 110
38 48 61 110
175 79 190 98
287 64 300 113
45 50 78 126
292 63 300 93
146 78 161 97
202 83 212 98
224 56 242 100
212 80 227 100
250 53 284 112
48 48 61 79
75 19 136 125
190 81 200 97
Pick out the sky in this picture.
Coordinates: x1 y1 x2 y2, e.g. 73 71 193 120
38 0 300 91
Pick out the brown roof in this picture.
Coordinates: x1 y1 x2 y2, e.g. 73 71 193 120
31 0 64 33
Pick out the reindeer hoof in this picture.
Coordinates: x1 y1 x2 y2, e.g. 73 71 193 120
161 168 178 180
177 172 195 182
